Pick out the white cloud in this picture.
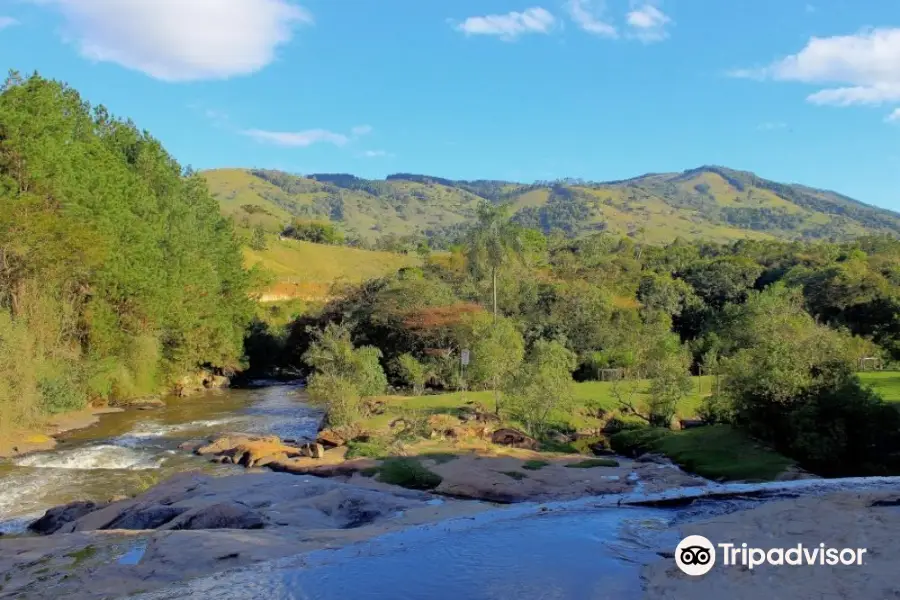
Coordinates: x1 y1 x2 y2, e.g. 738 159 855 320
241 129 349 148
33 0 311 82
565 0 617 38
625 3 671 43
0 16 18 29
732 28 900 107
454 7 556 40
362 150 393 158
888 108 900 123
352 125 373 136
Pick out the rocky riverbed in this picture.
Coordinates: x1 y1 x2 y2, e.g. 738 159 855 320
4 384 899 599
7 473 899 600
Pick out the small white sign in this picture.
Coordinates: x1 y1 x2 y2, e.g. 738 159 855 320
461 349 470 366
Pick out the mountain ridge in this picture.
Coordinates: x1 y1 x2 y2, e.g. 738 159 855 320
203 165 900 246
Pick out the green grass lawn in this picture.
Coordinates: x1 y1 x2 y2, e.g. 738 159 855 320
362 372 900 482
858 371 900 404
371 377 715 433
611 425 794 482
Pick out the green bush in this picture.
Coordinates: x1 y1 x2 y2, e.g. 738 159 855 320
345 437 391 459
609 427 670 457
307 374 364 428
393 353 428 394
522 459 550 470
570 436 610 455
377 458 443 490
697 394 732 425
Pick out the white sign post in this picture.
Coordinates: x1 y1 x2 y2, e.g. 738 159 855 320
460 349 470 395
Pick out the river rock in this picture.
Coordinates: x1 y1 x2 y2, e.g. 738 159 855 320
160 502 265 531
29 501 108 535
491 428 539 451
774 465 819 481
458 403 500 424
300 443 326 459
103 503 187 530
128 396 165 410
316 427 362 448
635 453 672 465
178 439 205 452
196 434 305 468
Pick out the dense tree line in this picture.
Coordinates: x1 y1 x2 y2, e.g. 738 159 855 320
250 204 900 474
0 74 252 432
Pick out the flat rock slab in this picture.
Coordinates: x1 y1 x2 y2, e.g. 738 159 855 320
643 491 900 600
0 473 489 600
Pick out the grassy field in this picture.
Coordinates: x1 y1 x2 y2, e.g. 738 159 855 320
370 377 714 432
245 235 417 302
610 426 795 481
359 372 900 482
858 371 900 403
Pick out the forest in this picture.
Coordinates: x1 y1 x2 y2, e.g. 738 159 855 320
0 73 253 436
250 204 900 477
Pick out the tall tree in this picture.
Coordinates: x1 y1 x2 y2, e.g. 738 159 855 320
466 203 523 320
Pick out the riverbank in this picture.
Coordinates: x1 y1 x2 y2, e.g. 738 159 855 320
0 409 108 460
0 371 232 461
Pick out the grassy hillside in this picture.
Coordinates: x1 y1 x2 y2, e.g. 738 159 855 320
245 233 417 302
204 166 900 245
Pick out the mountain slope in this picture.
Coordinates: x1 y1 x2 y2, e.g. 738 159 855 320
204 166 900 245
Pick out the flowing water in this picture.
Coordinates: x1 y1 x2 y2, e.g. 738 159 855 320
130 475 900 600
0 382 319 534
4 384 900 599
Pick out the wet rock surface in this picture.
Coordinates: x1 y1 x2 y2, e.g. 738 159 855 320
0 471 488 599
28 501 108 535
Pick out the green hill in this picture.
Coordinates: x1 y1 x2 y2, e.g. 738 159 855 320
204 166 900 245
245 235 418 303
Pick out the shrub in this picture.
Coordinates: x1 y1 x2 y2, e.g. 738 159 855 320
306 374 364 428
283 220 345 245
697 394 733 425
522 459 550 471
610 428 670 457
570 435 610 455
303 323 387 425
504 340 577 437
345 437 391 459
377 458 443 490
393 353 428 394
786 372 900 476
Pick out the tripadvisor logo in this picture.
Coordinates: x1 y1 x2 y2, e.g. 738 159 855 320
674 535 867 576
675 535 716 576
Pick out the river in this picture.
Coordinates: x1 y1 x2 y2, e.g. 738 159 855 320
4 385 900 599
0 382 320 535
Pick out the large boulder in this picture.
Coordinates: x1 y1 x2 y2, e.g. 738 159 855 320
315 426 364 448
458 403 500 425
490 428 539 451
29 501 107 535
102 503 187 530
196 435 305 468
160 502 265 531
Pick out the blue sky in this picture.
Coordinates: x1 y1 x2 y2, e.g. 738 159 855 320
1 1 899 209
